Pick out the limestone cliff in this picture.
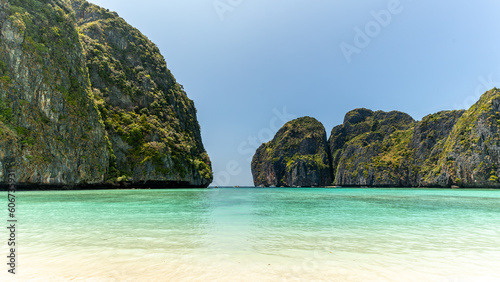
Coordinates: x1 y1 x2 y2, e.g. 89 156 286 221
0 0 109 187
330 109 464 187
251 117 332 187
72 0 212 187
431 89 500 188
252 89 500 188
0 0 212 188
330 109 415 186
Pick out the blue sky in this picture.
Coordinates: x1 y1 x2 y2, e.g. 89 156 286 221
89 0 500 186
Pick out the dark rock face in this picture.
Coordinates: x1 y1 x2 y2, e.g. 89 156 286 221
0 0 109 186
0 0 212 188
253 89 500 188
329 109 416 186
409 110 465 186
327 103 496 187
431 89 500 188
330 109 470 187
328 109 414 186
251 117 332 187
71 0 212 187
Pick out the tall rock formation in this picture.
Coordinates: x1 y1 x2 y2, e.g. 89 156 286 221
0 0 109 186
329 109 464 187
329 109 415 186
431 88 500 188
252 89 500 188
72 0 212 187
409 110 465 186
0 0 212 188
251 117 332 187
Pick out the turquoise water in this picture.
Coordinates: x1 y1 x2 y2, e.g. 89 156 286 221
3 188 500 281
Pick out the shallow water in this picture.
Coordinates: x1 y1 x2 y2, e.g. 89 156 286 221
2 188 500 281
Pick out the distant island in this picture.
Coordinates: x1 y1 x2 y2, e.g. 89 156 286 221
0 0 212 189
252 88 500 188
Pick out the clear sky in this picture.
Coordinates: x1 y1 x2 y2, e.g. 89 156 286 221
89 0 500 186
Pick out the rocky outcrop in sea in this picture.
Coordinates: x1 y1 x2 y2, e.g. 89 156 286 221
252 89 500 188
251 117 332 187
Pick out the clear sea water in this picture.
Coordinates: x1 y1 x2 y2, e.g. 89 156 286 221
2 188 500 281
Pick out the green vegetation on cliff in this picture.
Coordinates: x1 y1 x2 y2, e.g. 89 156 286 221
252 90 500 188
433 88 500 187
0 0 109 185
329 109 415 186
251 116 332 187
0 0 212 188
329 108 469 187
72 0 212 186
